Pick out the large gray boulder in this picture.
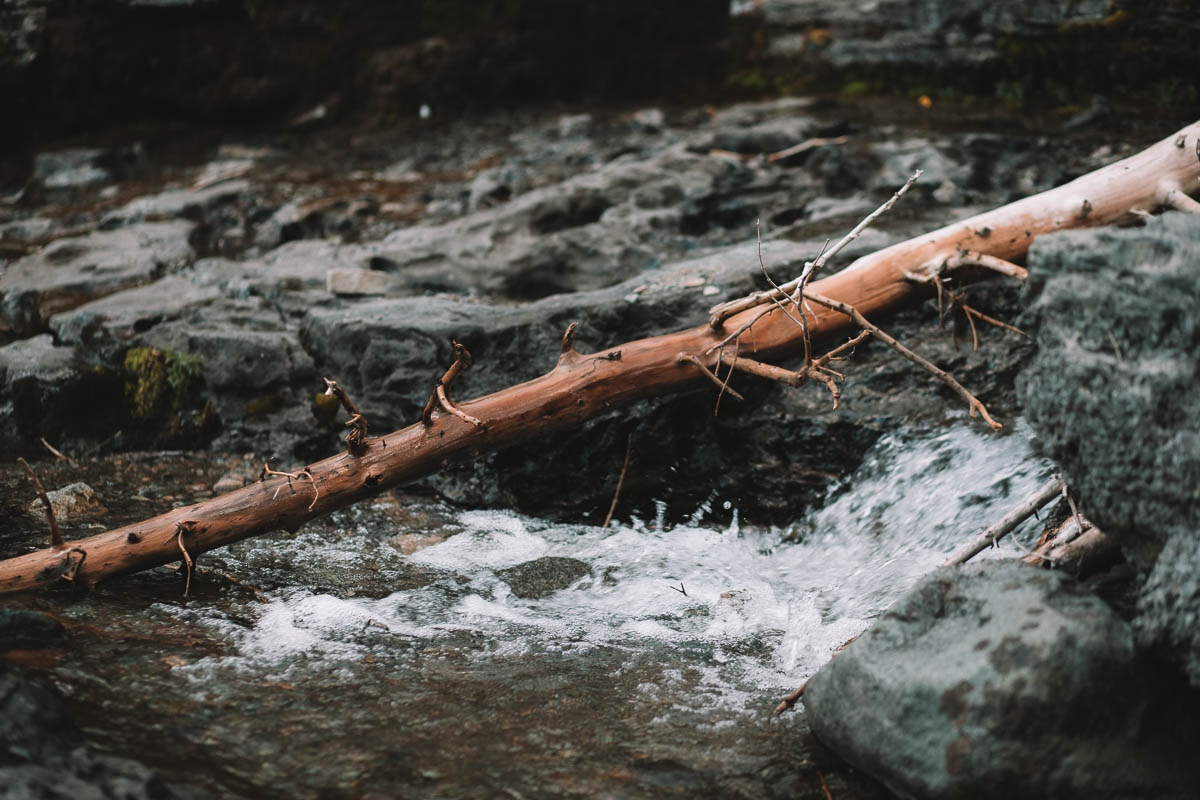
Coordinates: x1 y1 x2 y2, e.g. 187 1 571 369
1019 213 1200 685
803 561 1198 800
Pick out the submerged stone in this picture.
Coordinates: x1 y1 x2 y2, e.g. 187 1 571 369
0 610 65 651
496 556 592 599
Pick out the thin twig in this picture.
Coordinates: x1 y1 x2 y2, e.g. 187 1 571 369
19 457 65 550
963 303 980 351
678 353 746 402
814 330 871 367
817 770 833 800
602 434 633 529
803 289 1002 429
707 170 921 343
943 476 1066 565
323 378 368 452
176 522 194 597
799 169 923 288
723 355 842 408
1063 486 1086 543
422 341 484 428
756 219 810 332
669 582 688 596
40 437 72 462
774 680 808 715
767 135 849 162
262 462 320 511
961 305 1030 338
714 337 740 415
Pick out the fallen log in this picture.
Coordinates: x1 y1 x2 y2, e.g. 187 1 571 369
2 120 1198 596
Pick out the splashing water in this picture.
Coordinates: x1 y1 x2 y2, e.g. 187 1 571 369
172 420 1052 711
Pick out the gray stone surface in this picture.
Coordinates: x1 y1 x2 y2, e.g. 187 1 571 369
49 270 230 344
0 665 196 800
0 609 65 650
22 480 108 522
31 148 113 189
758 0 1113 67
0 333 76 389
0 221 195 336
1019 213 1200 686
496 556 593 599
803 561 1199 800
101 178 250 225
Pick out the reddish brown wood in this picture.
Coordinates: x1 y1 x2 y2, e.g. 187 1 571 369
1 121 1197 596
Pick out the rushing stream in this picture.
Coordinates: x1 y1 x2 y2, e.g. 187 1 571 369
31 419 1053 798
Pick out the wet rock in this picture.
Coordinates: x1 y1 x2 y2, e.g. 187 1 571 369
758 0 1111 69
23 481 107 523
370 144 757 298
48 268 234 345
0 334 121 457
496 556 592 599
0 221 195 336
213 531 438 599
467 165 531 212
0 217 57 255
325 267 391 296
0 665 71 762
137 324 314 394
0 665 193 799
1019 213 1200 685
803 561 1200 800
101 179 250 226
388 532 446 555
31 148 112 190
0 609 65 650
0 334 75 388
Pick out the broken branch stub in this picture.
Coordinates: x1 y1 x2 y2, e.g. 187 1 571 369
1 121 1198 595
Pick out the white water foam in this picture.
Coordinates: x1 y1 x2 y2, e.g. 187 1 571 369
168 420 1052 710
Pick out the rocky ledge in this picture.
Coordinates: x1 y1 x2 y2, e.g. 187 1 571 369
803 213 1200 798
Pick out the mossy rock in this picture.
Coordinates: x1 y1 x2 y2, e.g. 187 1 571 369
121 346 218 447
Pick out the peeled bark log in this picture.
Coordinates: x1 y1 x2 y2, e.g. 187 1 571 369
2 120 1198 596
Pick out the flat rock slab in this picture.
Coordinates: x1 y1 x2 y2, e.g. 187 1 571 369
0 334 76 389
0 221 194 336
102 179 250 225
803 561 1198 799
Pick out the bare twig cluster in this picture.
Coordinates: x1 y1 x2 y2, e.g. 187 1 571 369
693 170 1011 428
422 340 484 428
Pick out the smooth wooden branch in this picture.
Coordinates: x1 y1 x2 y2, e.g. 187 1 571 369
2 120 1198 596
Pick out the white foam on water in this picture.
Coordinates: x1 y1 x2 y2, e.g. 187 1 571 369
166 420 1052 713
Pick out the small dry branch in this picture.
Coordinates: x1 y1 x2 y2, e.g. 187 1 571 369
19 457 65 550
803 289 1002 428
422 341 484 428
943 476 1066 565
323 378 368 452
601 434 633 529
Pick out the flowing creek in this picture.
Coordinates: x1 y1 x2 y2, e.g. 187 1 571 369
14 420 1052 798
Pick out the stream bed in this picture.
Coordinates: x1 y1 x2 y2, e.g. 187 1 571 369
4 419 1052 798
